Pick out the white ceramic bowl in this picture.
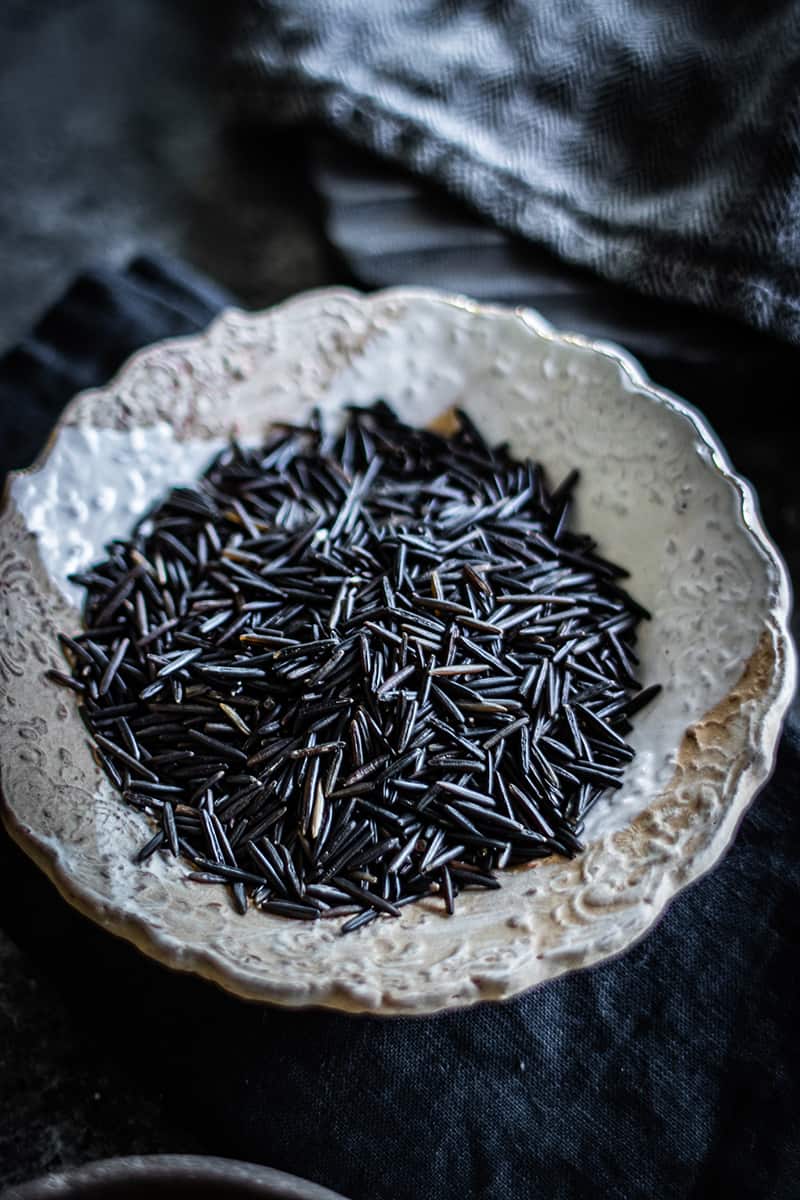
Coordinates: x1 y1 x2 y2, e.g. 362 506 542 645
0 287 794 1015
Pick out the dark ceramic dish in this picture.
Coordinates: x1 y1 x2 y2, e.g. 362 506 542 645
0 1155 349 1200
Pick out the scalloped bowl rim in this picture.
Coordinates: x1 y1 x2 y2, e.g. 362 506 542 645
0 285 795 1016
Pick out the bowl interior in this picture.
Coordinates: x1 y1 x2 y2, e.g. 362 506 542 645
12 294 774 844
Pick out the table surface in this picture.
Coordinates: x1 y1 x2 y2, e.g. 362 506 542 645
1 3 797 1193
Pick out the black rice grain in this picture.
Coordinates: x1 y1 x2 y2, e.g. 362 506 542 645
57 402 658 932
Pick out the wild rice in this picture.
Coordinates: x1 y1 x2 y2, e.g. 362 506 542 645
57 402 659 932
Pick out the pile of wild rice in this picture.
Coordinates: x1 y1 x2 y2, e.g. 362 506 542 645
51 403 658 933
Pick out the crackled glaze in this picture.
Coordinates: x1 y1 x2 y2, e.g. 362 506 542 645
0 288 794 1015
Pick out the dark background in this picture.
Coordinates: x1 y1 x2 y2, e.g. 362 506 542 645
0 0 333 354
1 1 797 1193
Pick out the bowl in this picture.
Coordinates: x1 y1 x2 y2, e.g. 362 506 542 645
0 1154 348 1200
0 286 794 1015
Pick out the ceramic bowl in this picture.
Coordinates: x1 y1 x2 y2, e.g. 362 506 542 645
0 1155 348 1199
0 287 794 1015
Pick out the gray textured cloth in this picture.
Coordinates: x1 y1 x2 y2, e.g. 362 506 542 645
232 0 800 344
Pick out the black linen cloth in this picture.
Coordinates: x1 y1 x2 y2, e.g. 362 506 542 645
1 256 798 1200
231 0 800 346
0 256 231 485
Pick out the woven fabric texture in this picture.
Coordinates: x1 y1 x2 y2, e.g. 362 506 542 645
232 0 800 344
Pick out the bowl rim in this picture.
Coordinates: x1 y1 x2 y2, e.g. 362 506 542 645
0 1153 349 1200
0 285 796 1015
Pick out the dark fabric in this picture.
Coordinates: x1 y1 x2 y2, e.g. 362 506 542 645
309 137 794 380
1 258 798 1200
0 255 231 483
231 0 800 346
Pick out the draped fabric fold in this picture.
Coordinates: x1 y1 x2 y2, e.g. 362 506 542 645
230 0 800 344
